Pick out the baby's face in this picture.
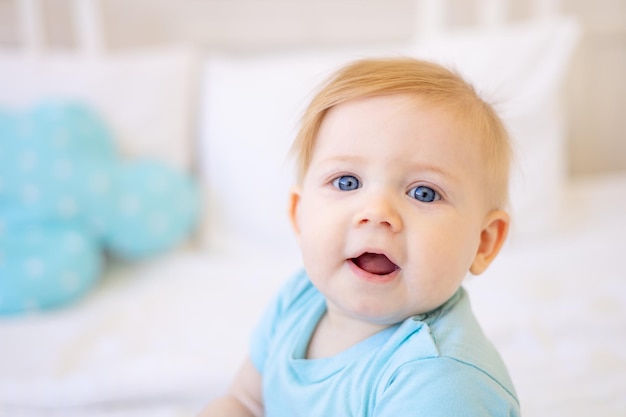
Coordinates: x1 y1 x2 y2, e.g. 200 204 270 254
290 93 501 325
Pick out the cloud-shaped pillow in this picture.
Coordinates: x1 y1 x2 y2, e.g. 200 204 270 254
0 102 200 314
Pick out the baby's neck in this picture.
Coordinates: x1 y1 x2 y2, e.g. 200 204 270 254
305 310 392 359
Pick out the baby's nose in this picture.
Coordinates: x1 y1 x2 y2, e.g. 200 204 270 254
354 195 402 232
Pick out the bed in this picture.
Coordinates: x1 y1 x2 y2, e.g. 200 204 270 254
1 1 625 416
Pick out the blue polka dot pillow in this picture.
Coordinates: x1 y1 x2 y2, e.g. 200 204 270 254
0 101 200 315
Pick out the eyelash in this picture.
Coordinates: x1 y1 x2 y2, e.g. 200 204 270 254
331 175 361 191
407 185 441 203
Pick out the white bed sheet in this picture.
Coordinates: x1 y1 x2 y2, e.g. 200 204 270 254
0 173 625 417
0 242 302 416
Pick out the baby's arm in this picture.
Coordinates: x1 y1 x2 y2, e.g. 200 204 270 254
198 356 263 417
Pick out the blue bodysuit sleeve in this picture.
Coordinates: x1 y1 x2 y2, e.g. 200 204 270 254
249 269 309 374
375 357 520 417
249 288 280 374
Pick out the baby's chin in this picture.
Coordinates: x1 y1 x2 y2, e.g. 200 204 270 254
361 296 457 325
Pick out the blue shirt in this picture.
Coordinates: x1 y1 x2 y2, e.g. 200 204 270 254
251 270 520 416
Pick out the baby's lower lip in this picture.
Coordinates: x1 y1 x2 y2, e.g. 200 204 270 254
347 259 399 283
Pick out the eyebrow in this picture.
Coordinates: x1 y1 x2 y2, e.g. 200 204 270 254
408 162 458 182
312 155 365 170
316 155 458 182
320 155 363 164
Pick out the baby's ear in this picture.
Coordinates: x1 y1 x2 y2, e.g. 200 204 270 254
470 209 510 275
288 186 302 242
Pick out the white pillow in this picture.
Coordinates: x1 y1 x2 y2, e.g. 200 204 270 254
200 17 580 253
201 46 398 255
0 45 199 172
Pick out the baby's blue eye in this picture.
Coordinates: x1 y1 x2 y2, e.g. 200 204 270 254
332 175 360 191
408 185 440 203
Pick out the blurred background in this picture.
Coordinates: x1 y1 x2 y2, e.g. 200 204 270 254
0 0 624 176
1 1 625 416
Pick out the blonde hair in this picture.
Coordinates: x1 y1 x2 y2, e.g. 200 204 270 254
291 57 512 209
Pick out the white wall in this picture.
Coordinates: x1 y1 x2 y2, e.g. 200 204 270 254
563 0 626 174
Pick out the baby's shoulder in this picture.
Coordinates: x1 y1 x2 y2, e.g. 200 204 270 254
378 290 518 406
267 269 323 326
274 269 318 308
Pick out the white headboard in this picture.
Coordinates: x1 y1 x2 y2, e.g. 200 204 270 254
15 0 104 55
14 0 567 51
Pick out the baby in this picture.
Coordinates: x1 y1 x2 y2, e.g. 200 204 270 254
201 57 519 416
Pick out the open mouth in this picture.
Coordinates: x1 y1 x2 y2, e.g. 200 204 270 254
350 252 399 276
